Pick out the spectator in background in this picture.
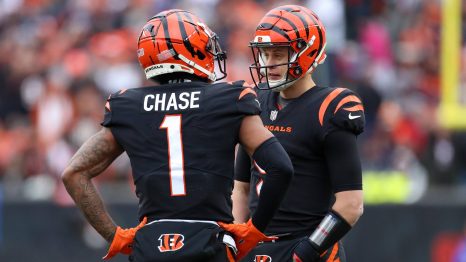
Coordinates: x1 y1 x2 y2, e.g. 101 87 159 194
453 222 466 262
307 0 346 86
0 0 465 203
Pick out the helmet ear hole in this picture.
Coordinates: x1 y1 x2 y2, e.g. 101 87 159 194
294 66 302 76
296 39 306 50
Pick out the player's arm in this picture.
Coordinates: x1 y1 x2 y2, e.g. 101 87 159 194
63 127 147 260
293 130 363 261
62 127 123 242
327 130 364 225
333 190 363 225
232 145 252 223
219 115 293 260
232 181 251 223
238 115 293 231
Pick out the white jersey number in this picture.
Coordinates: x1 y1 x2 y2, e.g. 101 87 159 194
160 115 186 196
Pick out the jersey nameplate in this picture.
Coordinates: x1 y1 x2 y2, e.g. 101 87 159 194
143 91 201 111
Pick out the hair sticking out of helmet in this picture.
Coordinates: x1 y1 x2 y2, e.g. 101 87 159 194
249 5 327 91
137 9 227 84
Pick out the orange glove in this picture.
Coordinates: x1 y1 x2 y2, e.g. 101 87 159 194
218 219 277 260
103 217 147 260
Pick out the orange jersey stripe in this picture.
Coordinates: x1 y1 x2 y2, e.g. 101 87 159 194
238 88 257 100
318 88 345 126
343 104 364 112
242 81 254 88
326 243 339 262
334 95 361 113
320 249 328 258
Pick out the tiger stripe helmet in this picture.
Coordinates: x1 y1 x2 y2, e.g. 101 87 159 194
249 5 327 91
137 9 227 82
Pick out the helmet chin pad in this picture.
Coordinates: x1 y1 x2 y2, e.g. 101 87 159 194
260 66 295 91
270 78 298 92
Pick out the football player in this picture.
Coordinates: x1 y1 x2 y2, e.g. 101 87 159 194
232 5 365 262
62 9 293 262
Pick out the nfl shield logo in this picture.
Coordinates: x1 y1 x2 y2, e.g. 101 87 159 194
270 110 278 121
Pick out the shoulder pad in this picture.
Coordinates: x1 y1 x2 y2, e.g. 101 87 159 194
104 89 126 111
238 86 257 101
235 82 260 115
101 89 129 127
107 88 129 101
225 80 257 100
319 87 365 135
226 80 251 88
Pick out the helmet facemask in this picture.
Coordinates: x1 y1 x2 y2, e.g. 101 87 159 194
198 22 227 81
249 38 314 92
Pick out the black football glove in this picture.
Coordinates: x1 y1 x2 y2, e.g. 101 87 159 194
292 238 320 262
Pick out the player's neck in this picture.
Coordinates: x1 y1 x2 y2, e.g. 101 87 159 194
279 74 315 99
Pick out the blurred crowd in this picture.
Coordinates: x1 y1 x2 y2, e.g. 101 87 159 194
0 0 465 203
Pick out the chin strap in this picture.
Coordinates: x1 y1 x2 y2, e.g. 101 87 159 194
178 54 216 82
144 55 216 82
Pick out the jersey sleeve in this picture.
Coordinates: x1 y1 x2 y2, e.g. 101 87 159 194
101 94 114 127
234 81 261 116
324 130 363 192
322 88 365 137
100 89 128 127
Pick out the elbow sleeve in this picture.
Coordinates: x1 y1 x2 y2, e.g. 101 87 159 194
252 137 293 182
234 145 253 182
250 137 293 231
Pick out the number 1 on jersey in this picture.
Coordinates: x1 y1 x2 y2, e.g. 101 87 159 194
160 114 186 196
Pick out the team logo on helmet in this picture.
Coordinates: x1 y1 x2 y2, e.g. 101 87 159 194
255 255 272 262
158 233 185 252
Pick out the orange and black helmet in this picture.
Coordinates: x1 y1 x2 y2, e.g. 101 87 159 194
249 5 327 91
137 9 227 83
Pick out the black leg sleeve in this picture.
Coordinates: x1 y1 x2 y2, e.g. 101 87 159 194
250 137 293 232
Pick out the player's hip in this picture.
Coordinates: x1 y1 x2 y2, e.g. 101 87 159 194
130 219 236 262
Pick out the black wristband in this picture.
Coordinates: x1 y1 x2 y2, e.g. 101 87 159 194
308 210 351 254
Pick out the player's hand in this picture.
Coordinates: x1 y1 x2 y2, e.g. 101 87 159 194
103 217 147 260
292 238 320 262
218 219 276 260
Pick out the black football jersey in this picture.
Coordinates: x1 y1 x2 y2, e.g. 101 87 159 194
240 86 364 235
101 80 260 222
